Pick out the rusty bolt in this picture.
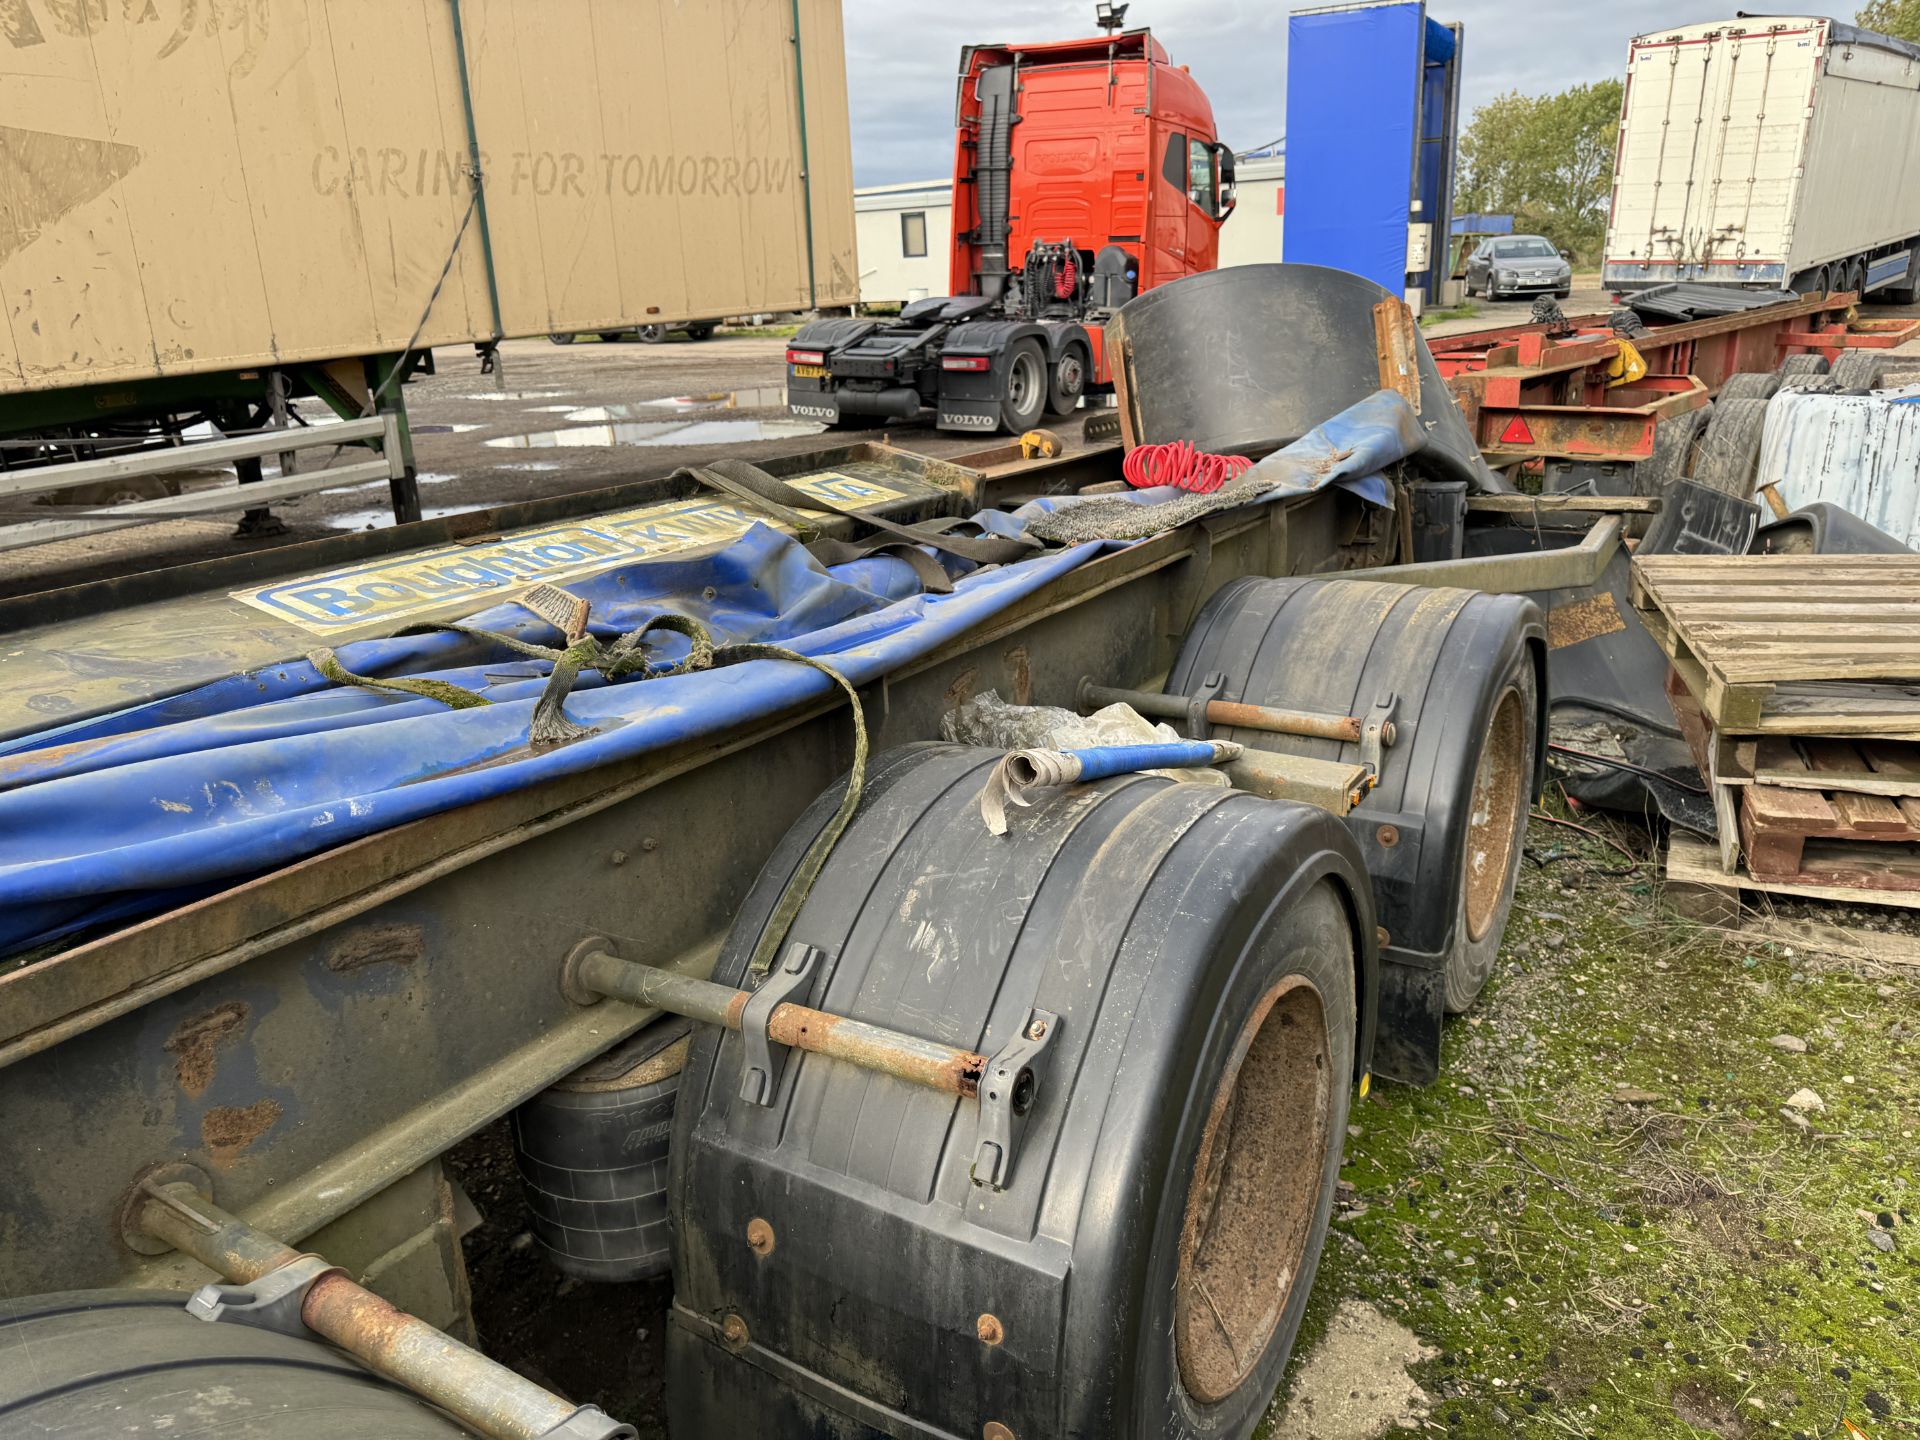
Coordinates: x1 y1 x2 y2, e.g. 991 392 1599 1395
1026 1019 1048 1041
641 837 660 853
747 1218 776 1257
610 850 628 866
1375 823 1400 848
976 1313 1004 1346
721 1313 750 1352
1376 926 1391 949
983 1424 1016 1440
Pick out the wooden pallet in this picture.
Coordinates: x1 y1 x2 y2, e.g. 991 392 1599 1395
1630 555 1920 735
1665 832 1920 927
1739 781 1920 882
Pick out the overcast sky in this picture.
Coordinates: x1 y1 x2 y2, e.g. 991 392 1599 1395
841 1 1860 185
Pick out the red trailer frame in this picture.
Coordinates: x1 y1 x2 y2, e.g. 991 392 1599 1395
1430 293 1920 466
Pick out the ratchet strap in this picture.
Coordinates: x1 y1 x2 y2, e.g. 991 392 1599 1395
679 458 1042 594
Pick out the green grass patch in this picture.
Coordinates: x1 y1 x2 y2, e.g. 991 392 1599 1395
1265 810 1919 1438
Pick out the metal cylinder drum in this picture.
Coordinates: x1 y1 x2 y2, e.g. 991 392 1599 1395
667 743 1378 1440
511 1019 692 1283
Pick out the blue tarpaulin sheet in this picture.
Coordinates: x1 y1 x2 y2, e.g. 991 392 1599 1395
0 393 1420 957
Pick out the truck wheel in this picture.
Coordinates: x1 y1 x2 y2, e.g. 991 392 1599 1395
1716 370 1780 404
1842 258 1867 299
1045 342 1089 416
1691 396 1769 497
637 325 668 344
999 338 1048 432
1634 404 1710 498
1791 265 1830 295
0 1290 471 1436
1167 577 1544 1055
1777 354 1830 379
548 332 576 345
1831 350 1891 391
668 743 1373 1439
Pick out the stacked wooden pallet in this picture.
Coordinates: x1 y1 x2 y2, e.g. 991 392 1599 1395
1630 554 1920 915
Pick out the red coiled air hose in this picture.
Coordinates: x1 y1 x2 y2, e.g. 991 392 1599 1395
1121 439 1254 494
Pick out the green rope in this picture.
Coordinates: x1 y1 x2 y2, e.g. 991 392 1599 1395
308 647 493 711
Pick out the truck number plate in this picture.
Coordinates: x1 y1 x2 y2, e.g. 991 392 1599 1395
790 364 828 378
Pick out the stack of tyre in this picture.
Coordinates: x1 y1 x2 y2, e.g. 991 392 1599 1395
1637 350 1897 501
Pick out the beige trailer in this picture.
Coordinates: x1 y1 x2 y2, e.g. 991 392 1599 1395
0 0 856 395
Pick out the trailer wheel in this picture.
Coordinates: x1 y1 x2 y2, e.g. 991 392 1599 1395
1791 265 1830 296
1691 397 1770 497
1777 354 1830 380
1166 578 1544 1073
999 338 1048 432
598 331 627 343
1046 341 1089 416
668 744 1374 1439
1716 370 1781 404
547 331 577 345
1831 350 1891 391
1634 404 1710 498
637 325 668 344
1842 258 1867 299
0 1290 471 1436
686 322 717 341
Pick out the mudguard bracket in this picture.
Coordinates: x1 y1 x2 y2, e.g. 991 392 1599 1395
972 1008 1059 1190
186 1254 340 1339
739 941 821 1106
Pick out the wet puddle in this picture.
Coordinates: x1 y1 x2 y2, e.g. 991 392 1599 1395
636 385 789 412
484 418 823 450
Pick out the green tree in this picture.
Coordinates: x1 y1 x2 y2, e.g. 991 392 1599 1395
1856 0 1920 40
1457 79 1623 265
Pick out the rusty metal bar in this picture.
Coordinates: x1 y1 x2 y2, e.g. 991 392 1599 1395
1077 680 1368 742
137 1183 632 1440
571 950 988 1098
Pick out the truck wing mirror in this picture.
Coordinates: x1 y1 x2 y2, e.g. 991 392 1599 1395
1213 143 1237 223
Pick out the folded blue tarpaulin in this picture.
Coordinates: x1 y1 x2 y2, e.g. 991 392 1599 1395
0 391 1419 956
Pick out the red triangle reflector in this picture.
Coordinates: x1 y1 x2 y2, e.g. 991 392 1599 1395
1498 416 1534 445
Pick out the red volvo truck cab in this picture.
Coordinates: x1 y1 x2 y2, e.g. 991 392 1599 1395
787 27 1235 435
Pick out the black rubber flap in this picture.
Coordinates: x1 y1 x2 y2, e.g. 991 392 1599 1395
1110 263 1504 492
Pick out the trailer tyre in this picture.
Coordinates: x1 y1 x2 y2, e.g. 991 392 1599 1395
686 322 717 341
1716 370 1781 404
668 744 1374 1439
1634 404 1710 498
1691 397 1770 497
999 338 1048 432
547 331 577 345
637 324 668 344
1831 350 1891 391
0 1290 471 1436
1166 577 1545 1068
1046 341 1090 416
1777 354 1830 380
1441 657 1536 1012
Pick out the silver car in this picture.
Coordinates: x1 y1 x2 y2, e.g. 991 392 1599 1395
1465 235 1572 300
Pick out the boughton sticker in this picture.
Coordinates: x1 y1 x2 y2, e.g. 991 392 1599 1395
233 471 905 634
